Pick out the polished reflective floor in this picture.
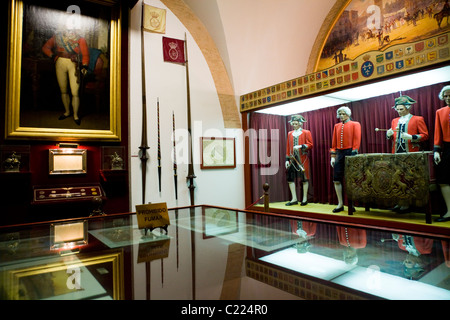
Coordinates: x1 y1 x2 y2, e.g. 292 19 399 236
0 206 449 300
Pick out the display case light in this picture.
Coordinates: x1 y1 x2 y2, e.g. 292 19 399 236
57 143 79 149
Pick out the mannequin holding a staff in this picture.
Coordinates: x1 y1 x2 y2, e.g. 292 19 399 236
386 95 428 154
385 95 429 213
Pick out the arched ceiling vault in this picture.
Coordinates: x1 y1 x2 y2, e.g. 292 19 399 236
161 0 241 128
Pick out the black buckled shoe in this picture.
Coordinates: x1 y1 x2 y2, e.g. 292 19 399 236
332 206 344 213
435 215 450 222
58 114 71 120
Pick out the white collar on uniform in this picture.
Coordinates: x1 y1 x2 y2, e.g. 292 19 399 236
398 113 412 124
293 128 303 137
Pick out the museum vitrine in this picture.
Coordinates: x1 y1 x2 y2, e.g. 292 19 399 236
0 205 448 300
244 67 450 224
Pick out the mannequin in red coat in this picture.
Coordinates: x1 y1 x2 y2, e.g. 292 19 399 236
330 106 361 213
285 115 313 206
386 95 428 154
434 85 450 222
386 95 428 213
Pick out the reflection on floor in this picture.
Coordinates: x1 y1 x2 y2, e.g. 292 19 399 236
252 202 450 237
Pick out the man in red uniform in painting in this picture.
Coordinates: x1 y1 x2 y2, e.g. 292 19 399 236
42 14 90 126
386 95 429 213
330 106 361 213
386 95 429 154
285 115 313 206
434 85 450 222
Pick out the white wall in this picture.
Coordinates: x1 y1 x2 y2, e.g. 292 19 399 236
129 0 245 211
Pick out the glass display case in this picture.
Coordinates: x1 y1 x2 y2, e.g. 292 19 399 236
246 81 448 224
0 145 30 173
0 206 448 301
101 146 126 171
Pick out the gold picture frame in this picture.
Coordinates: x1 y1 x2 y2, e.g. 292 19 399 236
5 0 122 141
0 249 124 300
200 137 236 169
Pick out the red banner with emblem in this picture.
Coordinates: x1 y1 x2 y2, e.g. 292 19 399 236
162 37 185 64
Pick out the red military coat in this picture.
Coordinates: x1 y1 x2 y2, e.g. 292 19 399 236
286 129 313 179
434 106 450 148
397 236 433 255
390 115 428 153
42 32 90 66
290 220 317 237
337 227 367 248
441 240 450 268
330 120 361 155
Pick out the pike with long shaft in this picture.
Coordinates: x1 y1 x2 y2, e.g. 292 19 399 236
139 3 149 204
157 98 161 194
173 111 178 200
184 33 196 206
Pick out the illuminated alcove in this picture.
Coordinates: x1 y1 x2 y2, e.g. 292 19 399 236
240 0 450 220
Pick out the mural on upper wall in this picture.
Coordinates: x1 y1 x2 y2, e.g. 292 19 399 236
316 0 450 71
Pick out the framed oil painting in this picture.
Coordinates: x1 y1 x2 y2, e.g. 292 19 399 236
200 137 236 169
5 0 122 141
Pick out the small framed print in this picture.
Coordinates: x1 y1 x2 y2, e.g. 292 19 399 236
200 137 236 169
50 220 88 250
49 148 87 175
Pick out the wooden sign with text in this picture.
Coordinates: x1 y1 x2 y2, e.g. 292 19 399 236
136 202 170 232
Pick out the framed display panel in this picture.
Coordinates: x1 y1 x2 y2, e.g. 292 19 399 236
32 184 104 204
200 137 236 169
49 148 87 175
5 0 122 141
50 220 88 250
0 249 124 300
